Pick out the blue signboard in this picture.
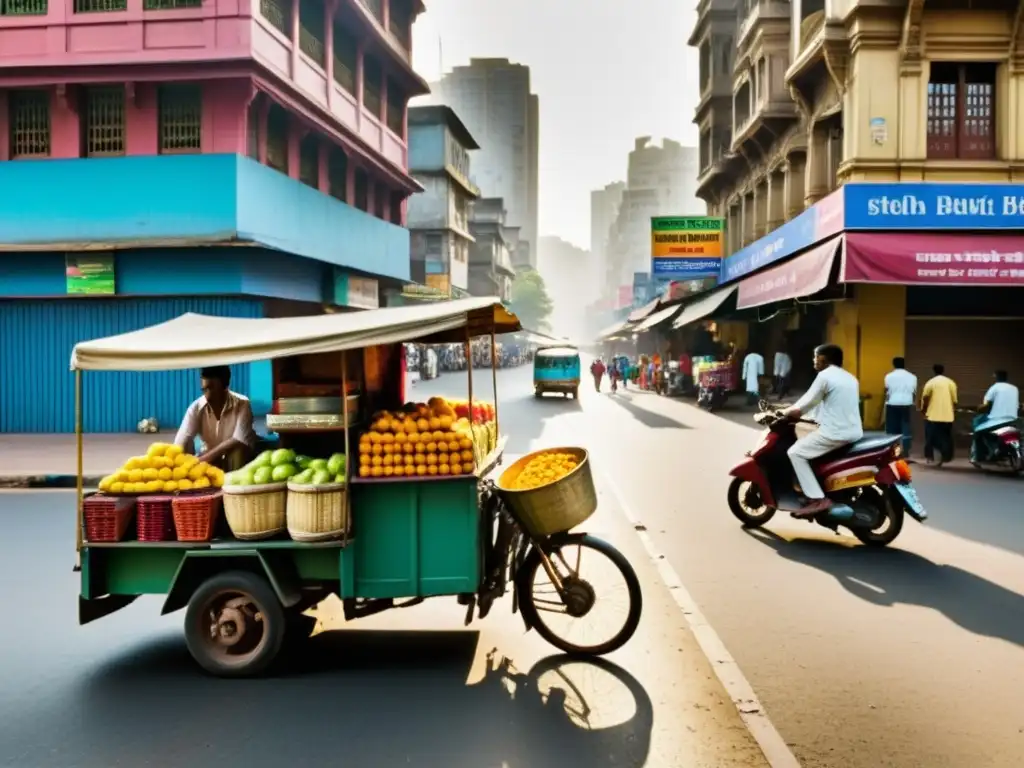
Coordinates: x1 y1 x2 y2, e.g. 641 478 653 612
652 257 720 278
632 271 651 307
843 183 1024 230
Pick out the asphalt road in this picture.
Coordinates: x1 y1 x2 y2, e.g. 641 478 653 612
0 364 770 768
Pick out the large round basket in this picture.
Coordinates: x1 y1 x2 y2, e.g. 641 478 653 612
222 483 287 540
496 447 597 537
286 481 349 542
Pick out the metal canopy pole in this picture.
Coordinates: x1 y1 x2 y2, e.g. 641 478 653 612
75 369 84 559
341 350 350 546
490 323 499 437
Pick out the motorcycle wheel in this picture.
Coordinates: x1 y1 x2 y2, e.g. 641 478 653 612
727 477 777 528
851 488 904 547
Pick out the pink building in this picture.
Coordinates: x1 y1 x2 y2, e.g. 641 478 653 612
0 0 428 221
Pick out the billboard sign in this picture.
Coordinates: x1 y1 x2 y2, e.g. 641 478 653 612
651 216 724 279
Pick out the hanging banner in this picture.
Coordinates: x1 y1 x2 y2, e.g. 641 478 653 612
66 253 115 295
651 216 724 279
843 233 1024 285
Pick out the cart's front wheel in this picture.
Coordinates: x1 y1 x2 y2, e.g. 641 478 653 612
184 570 286 677
517 534 642 656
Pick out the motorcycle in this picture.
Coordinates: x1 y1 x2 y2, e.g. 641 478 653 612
727 401 928 547
961 408 1022 475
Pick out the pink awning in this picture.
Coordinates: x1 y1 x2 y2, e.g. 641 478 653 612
843 233 1024 286
736 235 842 310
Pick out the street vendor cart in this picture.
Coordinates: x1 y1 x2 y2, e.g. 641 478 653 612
70 297 643 677
696 361 736 412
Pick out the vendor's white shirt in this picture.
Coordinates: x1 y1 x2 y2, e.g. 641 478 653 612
884 368 918 407
773 352 792 377
742 353 765 394
984 382 1020 420
175 391 257 454
794 365 864 442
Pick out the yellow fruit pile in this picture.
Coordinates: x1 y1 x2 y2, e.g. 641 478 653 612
98 442 225 494
358 399 475 479
508 452 580 490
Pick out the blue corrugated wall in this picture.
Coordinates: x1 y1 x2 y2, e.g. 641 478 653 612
0 298 263 433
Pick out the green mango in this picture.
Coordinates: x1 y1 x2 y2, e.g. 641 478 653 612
293 468 314 484
326 453 346 475
253 466 273 485
311 469 331 485
309 458 329 471
271 464 297 482
271 448 296 467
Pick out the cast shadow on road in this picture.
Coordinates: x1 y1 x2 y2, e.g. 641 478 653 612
602 392 691 430
73 632 653 768
745 529 1024 648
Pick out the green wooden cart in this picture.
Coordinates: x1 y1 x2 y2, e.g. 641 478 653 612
71 298 643 677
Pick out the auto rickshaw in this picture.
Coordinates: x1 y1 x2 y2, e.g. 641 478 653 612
534 346 581 399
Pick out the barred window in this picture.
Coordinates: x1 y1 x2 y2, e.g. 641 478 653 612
247 98 261 160
259 0 289 35
8 90 51 158
74 0 125 11
388 0 412 48
385 76 405 136
298 0 325 67
266 104 290 173
299 134 319 188
143 0 201 9
328 147 348 201
389 190 403 225
927 62 996 160
354 167 368 211
363 55 382 119
332 21 358 95
83 86 126 157
158 84 202 154
1 0 48 16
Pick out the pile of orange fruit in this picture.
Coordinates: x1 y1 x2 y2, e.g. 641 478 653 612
357 404 476 478
507 451 580 491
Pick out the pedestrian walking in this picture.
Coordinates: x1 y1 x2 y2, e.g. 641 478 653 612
773 350 792 399
742 350 765 405
884 356 917 458
921 363 958 466
590 358 606 392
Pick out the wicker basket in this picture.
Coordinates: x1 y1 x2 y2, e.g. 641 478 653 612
136 495 176 542
222 483 287 540
286 481 349 542
496 447 597 537
172 492 222 542
83 495 137 543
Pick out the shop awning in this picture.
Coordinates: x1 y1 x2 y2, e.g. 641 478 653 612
672 286 738 330
843 232 1024 286
736 235 843 310
71 296 520 372
628 297 661 323
596 320 632 340
635 303 681 332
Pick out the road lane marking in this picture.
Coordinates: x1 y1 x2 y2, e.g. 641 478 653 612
599 464 801 768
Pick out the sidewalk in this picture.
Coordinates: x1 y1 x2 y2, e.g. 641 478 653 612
0 432 161 488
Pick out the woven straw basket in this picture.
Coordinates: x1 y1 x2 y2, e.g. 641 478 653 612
286 482 349 542
496 447 597 537
222 483 287 540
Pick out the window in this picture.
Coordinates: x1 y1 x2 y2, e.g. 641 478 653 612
74 0 125 11
354 167 368 211
299 134 319 188
328 147 348 201
389 0 412 48
385 76 405 136
390 190 404 224
333 22 358 95
266 104 289 173
83 86 125 157
247 98 261 160
298 0 325 67
363 55 382 119
158 84 201 154
374 182 387 219
8 90 50 158
1 0 47 16
927 62 996 160
144 0 200 9
259 0 289 35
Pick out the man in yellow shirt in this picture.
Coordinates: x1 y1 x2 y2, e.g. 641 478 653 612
920 363 958 467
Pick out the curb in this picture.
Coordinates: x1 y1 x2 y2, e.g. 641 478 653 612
0 475 103 490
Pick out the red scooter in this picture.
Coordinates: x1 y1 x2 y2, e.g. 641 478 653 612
727 402 928 546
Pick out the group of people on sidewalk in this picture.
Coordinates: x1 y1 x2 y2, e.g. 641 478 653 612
883 359 1020 466
740 349 793 404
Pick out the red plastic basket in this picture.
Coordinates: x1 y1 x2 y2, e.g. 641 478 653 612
172 492 223 542
83 495 137 543
136 495 176 542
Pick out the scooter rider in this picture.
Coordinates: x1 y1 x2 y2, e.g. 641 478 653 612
781 344 864 518
973 370 1020 461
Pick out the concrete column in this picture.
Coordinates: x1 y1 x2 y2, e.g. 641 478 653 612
754 178 768 238
325 0 336 109
804 123 830 206
290 0 300 78
744 191 755 245
784 155 806 220
767 170 785 231
356 40 365 127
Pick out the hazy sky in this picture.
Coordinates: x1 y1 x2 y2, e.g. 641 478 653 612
412 0 700 251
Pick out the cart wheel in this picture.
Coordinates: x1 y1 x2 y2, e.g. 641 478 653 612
184 570 286 678
517 534 642 656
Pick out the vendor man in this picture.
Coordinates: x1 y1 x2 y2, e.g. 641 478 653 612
174 366 258 470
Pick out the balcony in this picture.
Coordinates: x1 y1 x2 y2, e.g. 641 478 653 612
736 0 789 48
785 6 848 107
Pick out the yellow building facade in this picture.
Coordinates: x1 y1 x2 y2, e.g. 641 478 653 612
692 0 1024 429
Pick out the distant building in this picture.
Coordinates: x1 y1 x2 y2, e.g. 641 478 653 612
431 58 539 268
537 236 590 342
407 105 480 297
468 197 516 302
590 181 626 300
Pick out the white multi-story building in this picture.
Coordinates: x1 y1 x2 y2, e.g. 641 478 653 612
590 181 625 300
431 58 539 269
